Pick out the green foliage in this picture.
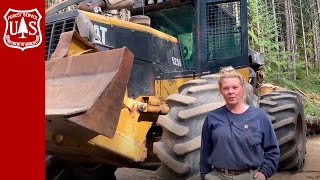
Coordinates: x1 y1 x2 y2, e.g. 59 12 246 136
265 65 320 116
248 0 284 73
248 0 320 117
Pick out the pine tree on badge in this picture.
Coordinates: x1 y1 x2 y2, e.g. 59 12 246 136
18 17 28 39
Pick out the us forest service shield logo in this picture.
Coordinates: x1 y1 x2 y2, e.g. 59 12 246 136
3 8 42 51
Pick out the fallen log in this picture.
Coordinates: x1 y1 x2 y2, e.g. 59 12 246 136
306 115 320 135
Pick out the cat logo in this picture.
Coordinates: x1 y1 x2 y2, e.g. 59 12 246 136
3 8 42 51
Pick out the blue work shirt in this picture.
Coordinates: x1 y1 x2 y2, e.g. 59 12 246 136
200 105 280 179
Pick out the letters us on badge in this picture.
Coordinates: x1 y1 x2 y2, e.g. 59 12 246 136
3 8 42 51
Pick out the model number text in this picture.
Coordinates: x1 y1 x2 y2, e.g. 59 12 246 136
172 57 182 67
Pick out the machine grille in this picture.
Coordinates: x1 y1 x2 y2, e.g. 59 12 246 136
45 17 76 60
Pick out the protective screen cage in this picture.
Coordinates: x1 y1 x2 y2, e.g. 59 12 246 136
206 0 242 61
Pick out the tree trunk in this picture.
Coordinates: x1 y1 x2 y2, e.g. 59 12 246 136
316 0 320 71
317 0 320 22
313 27 319 68
271 0 279 52
299 0 309 76
285 0 295 78
254 0 264 53
271 0 280 72
289 0 296 80
312 0 319 68
284 0 293 76
284 0 291 54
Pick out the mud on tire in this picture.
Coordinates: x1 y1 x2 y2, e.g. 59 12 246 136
259 90 307 170
153 75 258 180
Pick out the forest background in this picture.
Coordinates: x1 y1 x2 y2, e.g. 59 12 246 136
248 0 320 118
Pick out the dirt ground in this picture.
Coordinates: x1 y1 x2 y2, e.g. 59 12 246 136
115 135 320 180
271 135 320 180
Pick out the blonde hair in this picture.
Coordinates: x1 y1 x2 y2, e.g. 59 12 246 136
218 66 246 89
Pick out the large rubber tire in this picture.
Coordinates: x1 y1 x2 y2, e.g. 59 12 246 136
259 90 307 171
153 75 258 180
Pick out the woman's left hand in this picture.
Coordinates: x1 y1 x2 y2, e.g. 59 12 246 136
253 172 266 180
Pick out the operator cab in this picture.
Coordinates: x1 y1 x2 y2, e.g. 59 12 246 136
133 0 248 75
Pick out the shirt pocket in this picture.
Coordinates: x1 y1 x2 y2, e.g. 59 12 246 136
244 125 262 147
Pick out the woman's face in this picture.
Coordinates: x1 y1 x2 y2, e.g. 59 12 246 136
220 77 245 106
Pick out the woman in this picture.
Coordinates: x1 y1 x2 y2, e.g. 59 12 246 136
200 67 280 180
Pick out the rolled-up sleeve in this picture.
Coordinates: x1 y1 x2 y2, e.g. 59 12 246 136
259 113 280 178
200 116 213 180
